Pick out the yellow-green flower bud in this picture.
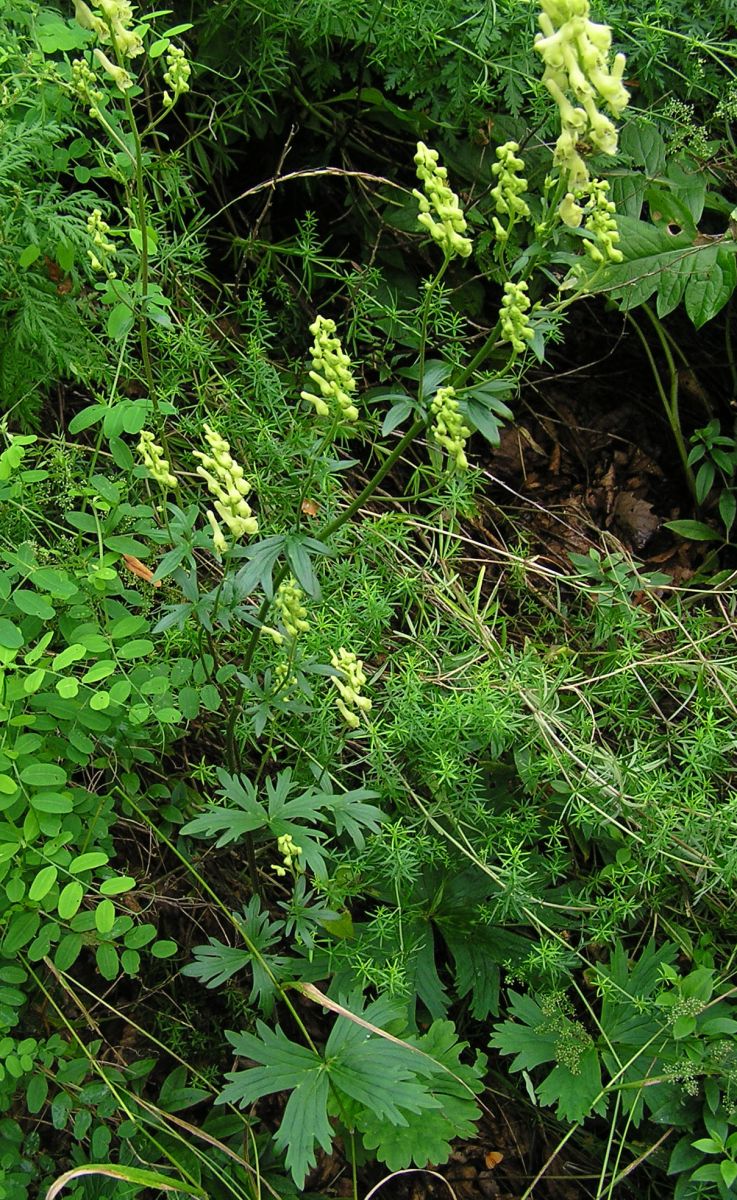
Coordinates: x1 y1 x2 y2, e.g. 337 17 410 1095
559 192 585 227
275 578 310 639
93 47 133 91
300 316 359 423
491 142 531 226
270 833 303 877
162 45 191 107
330 648 371 729
138 430 177 490
206 509 228 557
413 142 472 260
499 281 535 356
430 386 471 472
193 424 258 542
580 178 623 264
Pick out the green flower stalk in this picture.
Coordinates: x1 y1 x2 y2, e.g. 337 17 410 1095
274 579 310 640
491 142 530 242
413 142 473 261
162 45 191 107
499 281 534 355
330 648 371 730
534 0 629 196
138 430 177 490
430 386 471 472
193 424 258 541
300 316 359 423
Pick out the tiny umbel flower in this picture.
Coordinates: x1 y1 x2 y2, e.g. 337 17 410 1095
534 0 629 191
580 178 623 264
330 648 371 730
430 386 471 472
206 509 228 557
499 281 535 355
162 45 191 107
491 142 530 242
413 142 472 260
271 833 303 878
300 316 359 423
275 578 310 640
87 208 117 276
193 424 258 541
138 430 177 490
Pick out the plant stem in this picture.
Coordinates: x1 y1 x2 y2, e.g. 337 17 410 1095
627 304 696 500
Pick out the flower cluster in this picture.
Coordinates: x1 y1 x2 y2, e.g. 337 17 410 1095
138 430 177 490
330 648 371 730
300 316 359 423
430 386 471 472
534 0 629 194
162 45 191 107
74 0 144 59
87 208 117 276
413 142 472 261
499 281 534 355
71 58 104 116
491 142 530 242
193 424 258 545
271 833 303 878
274 578 310 640
580 178 623 264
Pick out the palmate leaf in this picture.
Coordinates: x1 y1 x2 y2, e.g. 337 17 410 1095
491 992 604 1124
359 1019 486 1170
181 897 289 1014
180 771 266 846
218 996 483 1187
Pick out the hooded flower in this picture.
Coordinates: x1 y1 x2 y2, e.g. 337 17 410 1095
413 142 473 260
300 316 359 423
193 424 258 541
534 0 629 190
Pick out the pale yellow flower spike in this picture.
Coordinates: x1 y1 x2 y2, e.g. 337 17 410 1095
193 424 258 542
534 0 629 208
413 142 472 260
138 430 177 490
330 648 372 730
301 316 359 423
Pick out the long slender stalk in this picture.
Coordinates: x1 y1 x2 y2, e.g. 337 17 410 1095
627 305 696 499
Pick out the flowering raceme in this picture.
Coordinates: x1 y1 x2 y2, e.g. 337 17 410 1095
413 142 472 261
430 387 471 472
300 317 358 423
138 430 177 490
193 424 258 544
534 0 629 196
330 649 371 729
491 142 530 243
499 281 534 355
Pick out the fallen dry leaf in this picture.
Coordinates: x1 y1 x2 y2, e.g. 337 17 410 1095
613 493 659 548
123 554 161 587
